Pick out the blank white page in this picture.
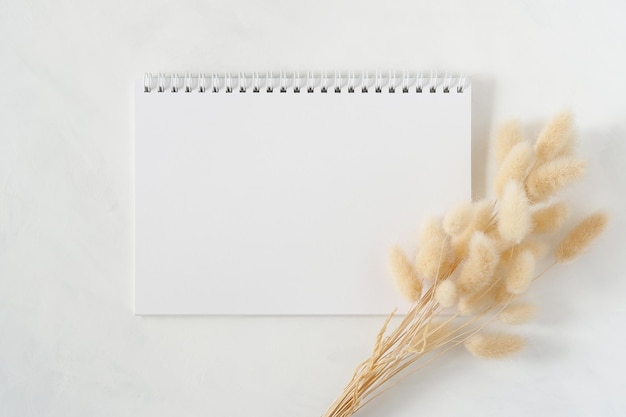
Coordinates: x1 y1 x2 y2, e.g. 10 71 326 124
135 77 471 315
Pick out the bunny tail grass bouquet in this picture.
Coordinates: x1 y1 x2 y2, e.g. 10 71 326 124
321 112 608 417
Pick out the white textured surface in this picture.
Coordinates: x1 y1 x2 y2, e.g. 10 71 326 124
1 1 625 416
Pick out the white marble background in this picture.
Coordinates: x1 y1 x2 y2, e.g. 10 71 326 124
1 1 625 416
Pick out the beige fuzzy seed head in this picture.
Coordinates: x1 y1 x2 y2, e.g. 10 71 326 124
505 250 535 295
443 202 474 237
419 216 445 245
470 200 496 232
456 232 498 294
526 157 586 202
451 229 472 258
535 111 574 162
455 203 498 257
495 120 524 165
498 180 531 244
465 332 525 359
556 212 608 263
415 243 453 281
389 246 422 301
486 228 511 254
499 303 537 325
435 280 458 308
531 202 570 234
416 218 454 281
494 141 534 198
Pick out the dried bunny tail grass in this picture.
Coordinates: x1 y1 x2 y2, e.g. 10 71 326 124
415 247 454 282
471 199 496 232
556 212 608 263
526 157 586 202
535 111 574 162
456 232 498 294
531 202 570 234
505 250 535 295
465 332 525 359
498 180 531 244
499 303 537 325
409 321 455 353
495 119 524 165
415 218 454 281
389 246 422 301
415 244 454 281
419 216 445 244
443 202 474 236
494 141 534 198
451 231 472 259
452 201 497 258
434 279 457 308
484 228 510 254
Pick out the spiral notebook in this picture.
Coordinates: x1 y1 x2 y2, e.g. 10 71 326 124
135 72 471 315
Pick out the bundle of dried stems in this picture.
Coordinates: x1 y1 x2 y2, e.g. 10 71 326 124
321 112 607 417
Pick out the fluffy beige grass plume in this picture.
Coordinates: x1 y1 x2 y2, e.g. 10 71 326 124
495 120 523 164
389 246 422 301
499 303 537 325
434 279 457 307
456 232 498 294
534 111 574 161
465 333 525 359
494 141 533 198
526 156 586 202
556 212 608 263
498 180 531 243
532 202 570 234
505 250 535 295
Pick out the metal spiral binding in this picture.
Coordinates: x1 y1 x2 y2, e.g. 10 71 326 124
143 72 467 94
